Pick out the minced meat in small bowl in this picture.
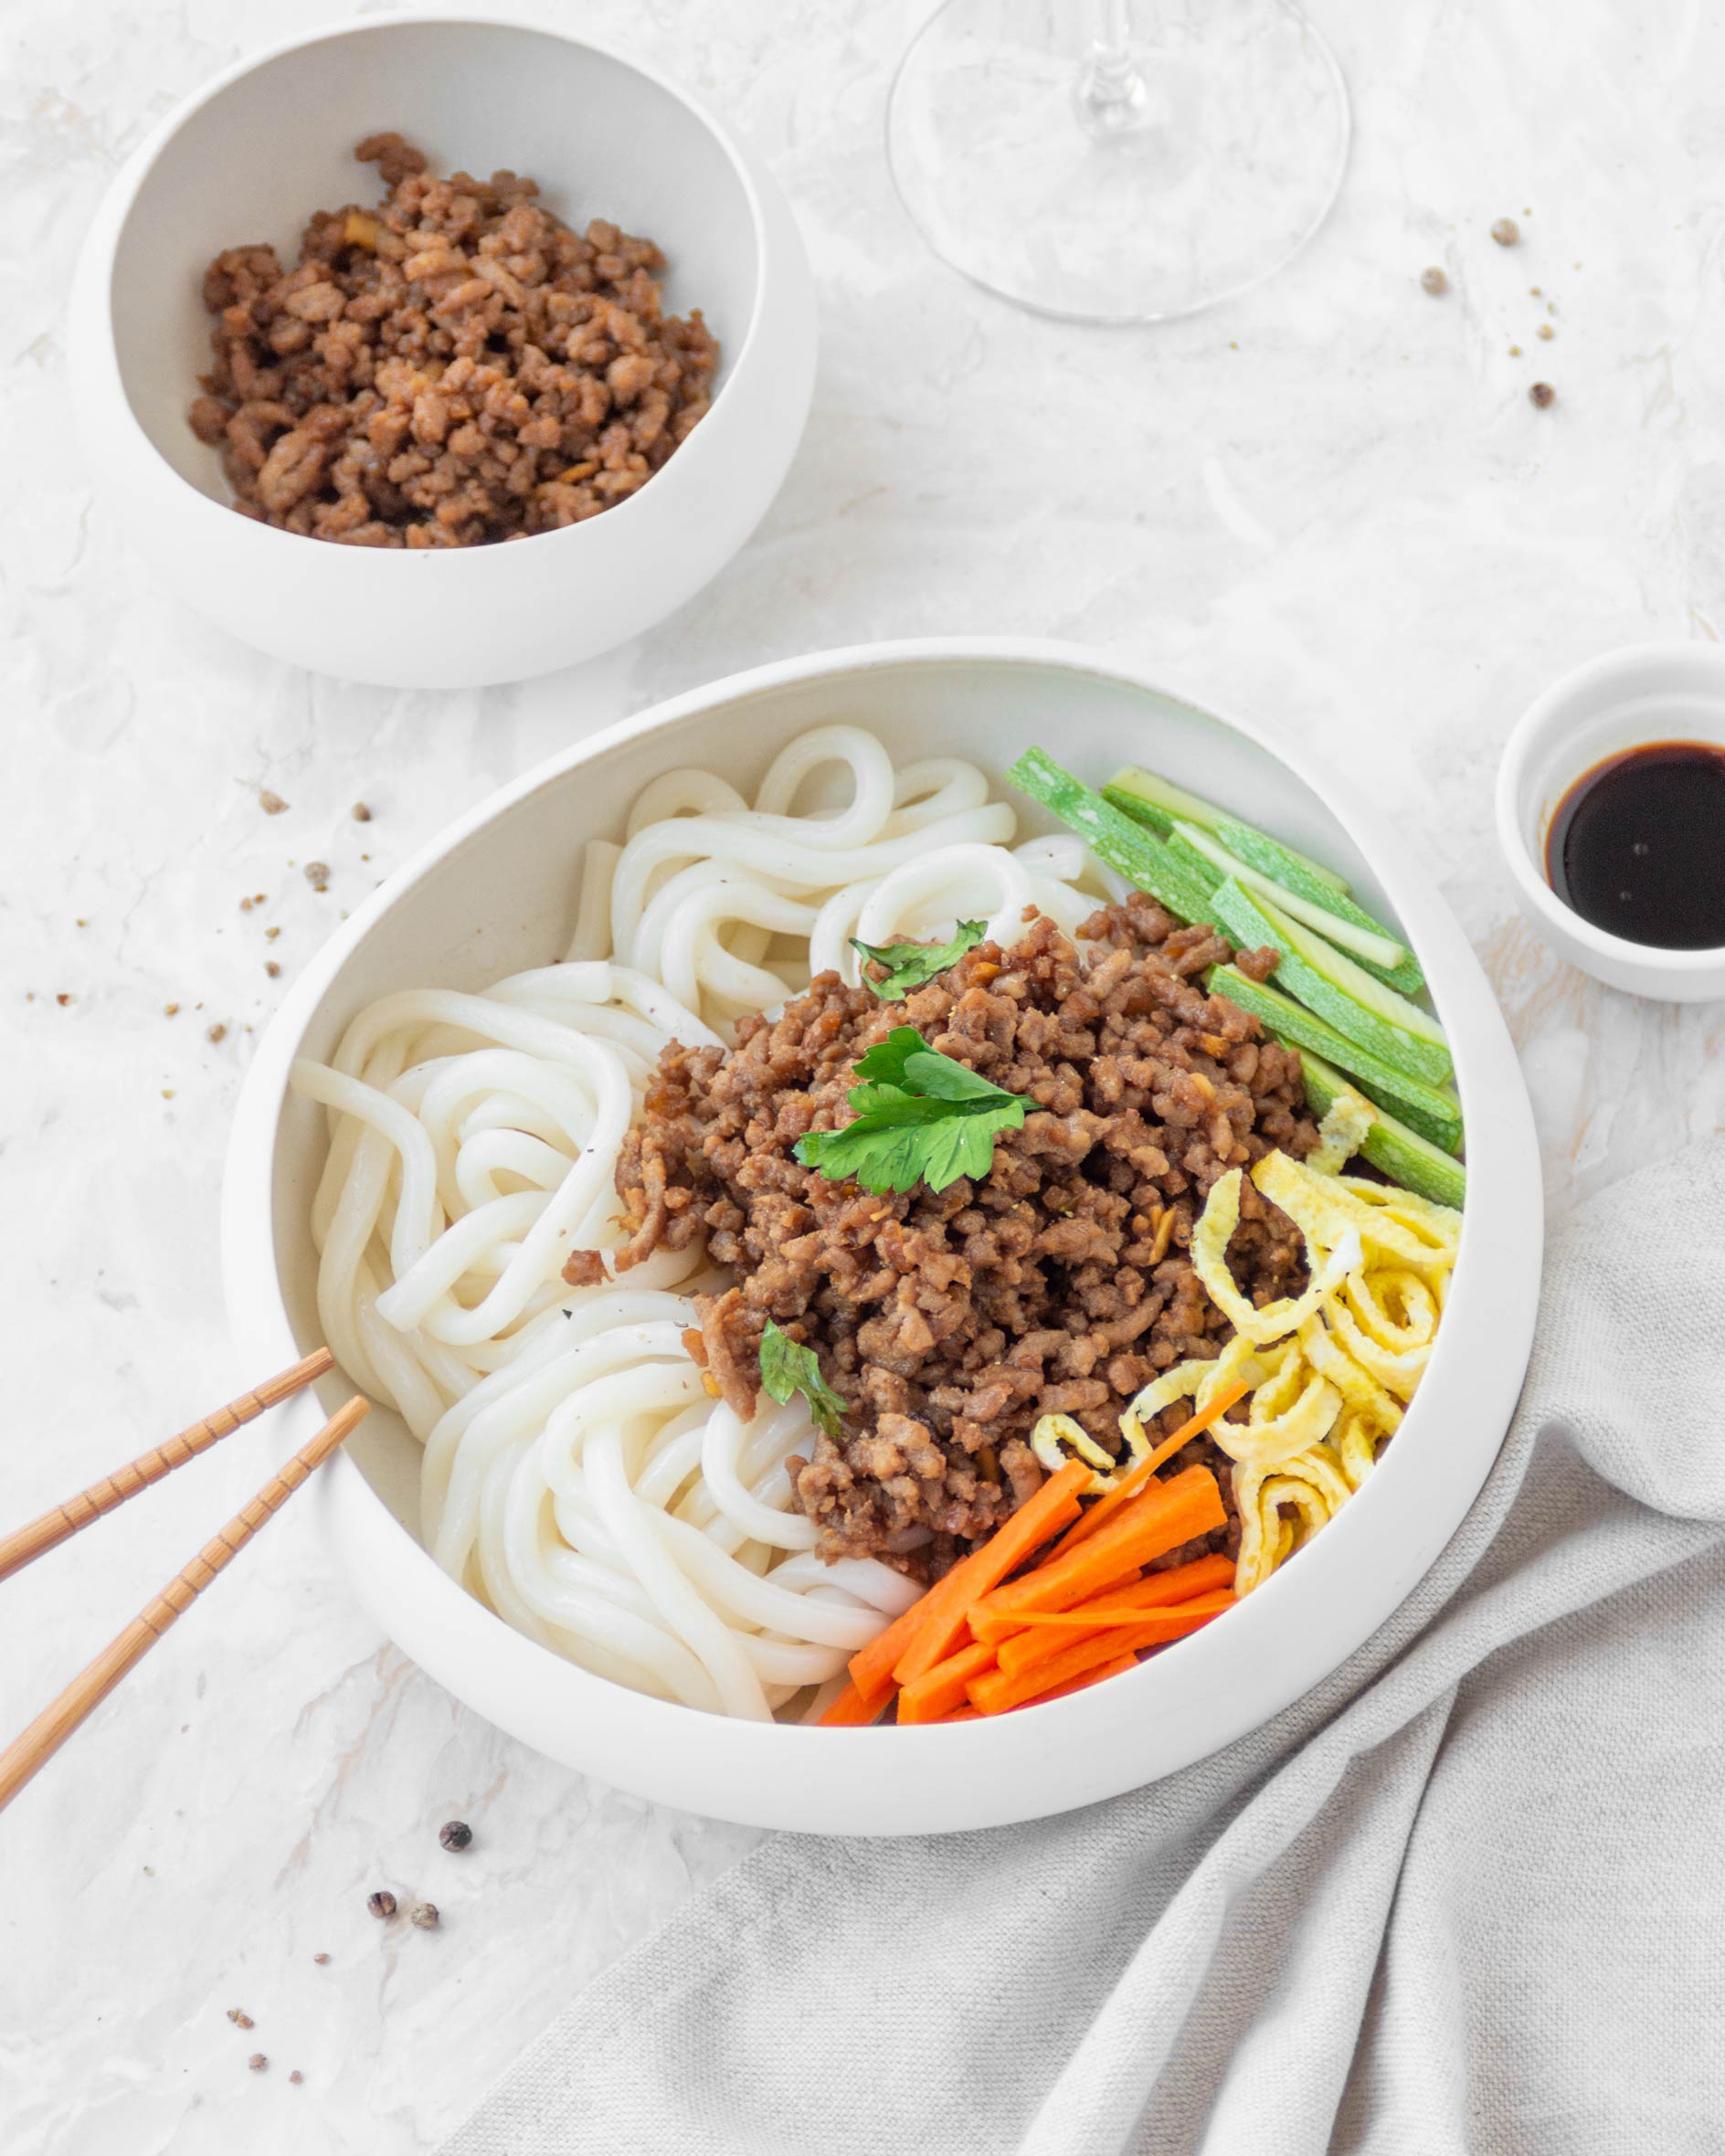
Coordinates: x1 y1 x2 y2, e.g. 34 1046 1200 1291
68 18 815 684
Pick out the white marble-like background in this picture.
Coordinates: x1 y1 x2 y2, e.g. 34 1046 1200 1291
4 0 1724 2149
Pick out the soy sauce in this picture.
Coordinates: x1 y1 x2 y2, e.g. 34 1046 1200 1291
1545 740 1725 949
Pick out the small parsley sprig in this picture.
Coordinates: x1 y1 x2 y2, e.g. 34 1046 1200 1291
758 1320 851 1442
850 920 987 1001
793 1026 1028 1196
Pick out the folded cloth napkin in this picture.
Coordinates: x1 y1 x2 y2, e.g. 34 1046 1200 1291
439 1139 1725 2156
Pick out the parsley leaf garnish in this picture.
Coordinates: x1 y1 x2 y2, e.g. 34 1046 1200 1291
793 1026 1028 1195
758 1320 852 1442
850 919 988 1001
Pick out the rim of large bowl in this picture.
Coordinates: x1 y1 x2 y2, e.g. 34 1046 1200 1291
78 9 779 563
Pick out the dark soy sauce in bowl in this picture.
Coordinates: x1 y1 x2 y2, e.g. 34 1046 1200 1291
1545 740 1725 949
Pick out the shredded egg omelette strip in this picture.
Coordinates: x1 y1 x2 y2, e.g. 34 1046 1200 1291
1028 1085 1462 1596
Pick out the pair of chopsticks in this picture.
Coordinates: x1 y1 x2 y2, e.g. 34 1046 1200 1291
0 1350 366 1813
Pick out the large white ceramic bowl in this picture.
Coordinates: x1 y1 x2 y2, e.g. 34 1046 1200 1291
223 639 1543 1834
67 15 815 689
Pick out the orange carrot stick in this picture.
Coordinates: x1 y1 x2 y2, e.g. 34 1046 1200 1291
846 1460 1088 1707
898 1638 997 1725
991 1554 1235 1670
996 1588 1234 1680
968 1465 1224 1641
817 1679 885 1728
1027 1651 1140 1705
1048 1380 1249 1564
968 1596 1231 1714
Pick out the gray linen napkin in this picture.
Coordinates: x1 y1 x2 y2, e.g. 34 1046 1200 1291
440 1138 1725 2156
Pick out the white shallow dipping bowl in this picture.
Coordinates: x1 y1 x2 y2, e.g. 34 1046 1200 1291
1497 642 1725 1002
223 639 1543 1835
68 14 815 689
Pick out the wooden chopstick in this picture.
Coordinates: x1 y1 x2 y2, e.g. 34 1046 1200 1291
0 1394 368 1815
0 1348 334 1584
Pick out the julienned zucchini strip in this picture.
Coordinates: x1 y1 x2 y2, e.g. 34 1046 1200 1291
1206 880 1454 1087
1296 1050 1467 1210
1175 820 1424 998
1011 745 1453 1094
1104 767 1349 892
1006 747 1216 925
1207 964 1463 1154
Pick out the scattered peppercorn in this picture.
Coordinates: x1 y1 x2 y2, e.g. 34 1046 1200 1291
264 925 280 940
164 1002 180 1017
239 896 254 912
289 2070 304 2086
227 2008 255 2029
313 1952 331 1966
1529 381 1556 407
304 861 330 889
265 960 281 978
249 2053 268 2073
439 1820 473 1853
408 1901 440 1929
207 1022 227 1043
1537 322 1554 340
1420 266 1447 295
56 993 71 1007
259 789 289 815
1491 217 1519 247
367 1889 397 1919
352 801 372 822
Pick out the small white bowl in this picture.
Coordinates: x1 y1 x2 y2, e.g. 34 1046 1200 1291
67 15 815 689
223 638 1543 1836
1497 643 1725 1002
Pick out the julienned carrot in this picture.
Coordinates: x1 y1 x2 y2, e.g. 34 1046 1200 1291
996 1589 1235 1681
846 1459 1089 1706
968 1595 1232 1714
1048 1380 1249 1564
818 1678 885 1728
991 1552 1235 1667
897 1639 997 1725
1032 1651 1139 1705
936 1655 1137 1721
968 1465 1225 1641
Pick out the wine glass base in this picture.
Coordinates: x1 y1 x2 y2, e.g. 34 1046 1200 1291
887 0 1351 324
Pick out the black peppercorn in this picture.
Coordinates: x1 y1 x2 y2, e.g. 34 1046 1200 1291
439 1820 473 1853
367 1889 397 1919
1529 381 1556 408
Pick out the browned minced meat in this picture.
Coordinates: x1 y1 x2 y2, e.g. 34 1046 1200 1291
187 133 717 547
601 895 1317 1570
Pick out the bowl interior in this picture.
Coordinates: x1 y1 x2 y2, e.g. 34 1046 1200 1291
270 655 1425 1534
109 17 759 500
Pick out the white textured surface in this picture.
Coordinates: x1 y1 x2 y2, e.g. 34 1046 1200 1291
2 0 1722 2149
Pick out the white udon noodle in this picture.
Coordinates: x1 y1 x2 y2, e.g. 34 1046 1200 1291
292 725 1112 1720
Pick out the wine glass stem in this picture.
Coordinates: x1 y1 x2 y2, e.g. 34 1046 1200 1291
1074 0 1149 136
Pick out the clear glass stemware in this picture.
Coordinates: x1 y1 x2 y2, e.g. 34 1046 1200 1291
887 0 1351 324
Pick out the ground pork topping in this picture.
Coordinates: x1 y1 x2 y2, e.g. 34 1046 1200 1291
604 897 1317 1570
189 133 717 547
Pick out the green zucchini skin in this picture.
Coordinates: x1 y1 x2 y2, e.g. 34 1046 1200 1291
1104 768 1349 891
1296 1050 1467 1209
1209 817 1425 997
1208 879 1453 1087
1208 964 1463 1152
1007 747 1215 925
